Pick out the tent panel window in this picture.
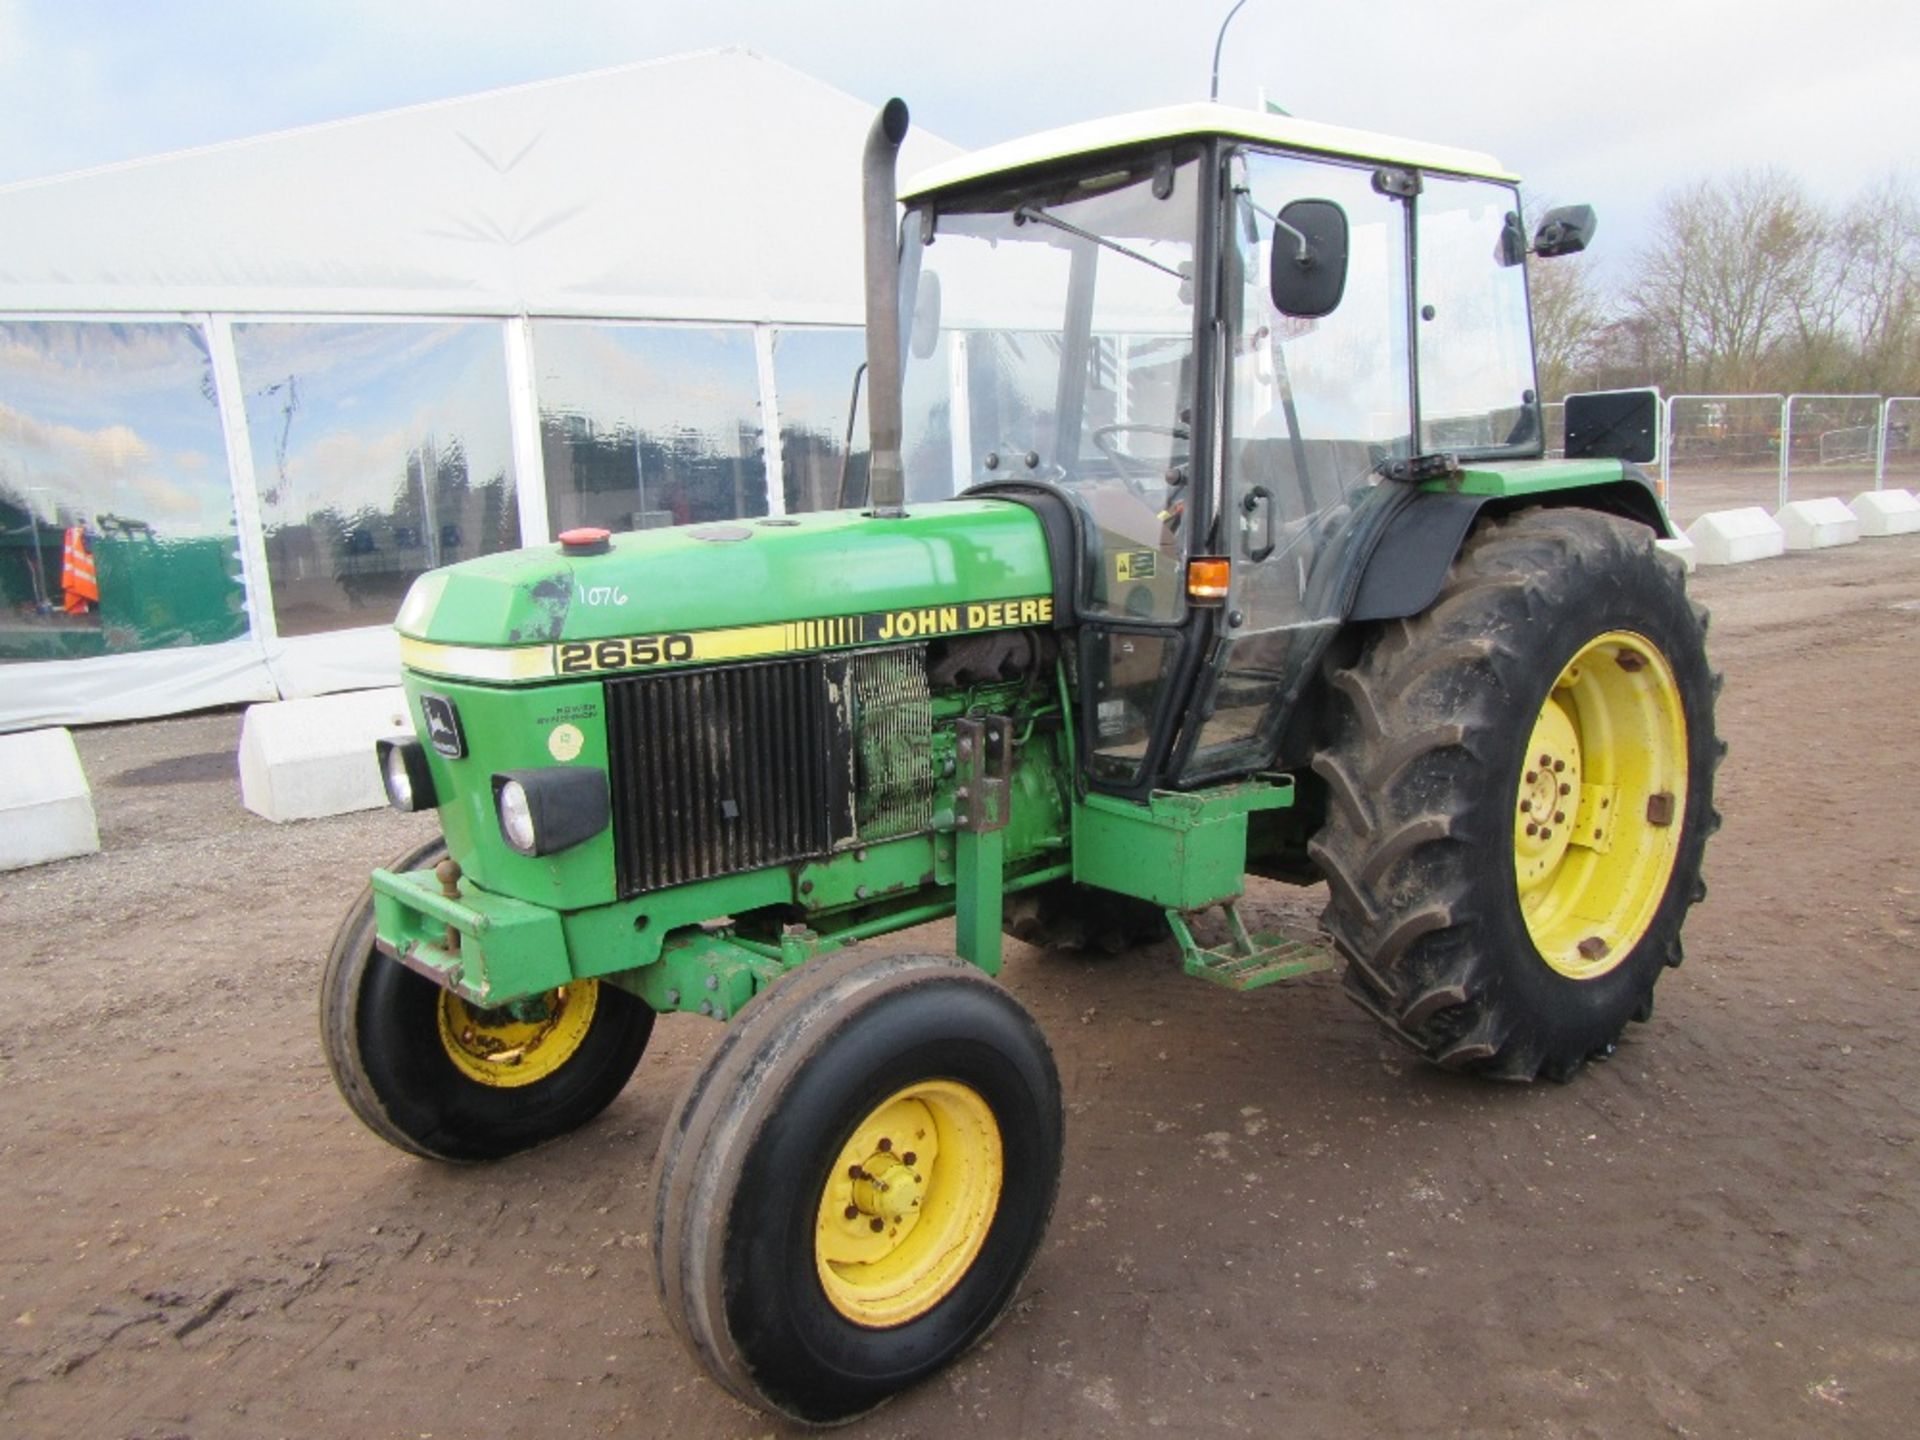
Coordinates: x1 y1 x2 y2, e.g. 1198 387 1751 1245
0 320 244 663
771 328 866 513
533 323 768 533
233 320 520 640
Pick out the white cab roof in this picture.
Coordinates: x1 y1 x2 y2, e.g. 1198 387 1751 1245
903 101 1517 199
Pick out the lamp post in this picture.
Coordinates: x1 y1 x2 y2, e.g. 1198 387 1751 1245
1210 0 1251 101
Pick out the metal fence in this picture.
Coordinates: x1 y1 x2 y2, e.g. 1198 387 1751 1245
1593 392 1920 527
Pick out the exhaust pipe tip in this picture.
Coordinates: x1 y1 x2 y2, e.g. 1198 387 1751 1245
878 96 910 147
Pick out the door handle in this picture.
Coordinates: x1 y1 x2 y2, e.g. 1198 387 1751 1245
1242 486 1275 562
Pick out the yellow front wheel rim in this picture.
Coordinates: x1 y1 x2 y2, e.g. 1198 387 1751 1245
814 1080 1003 1328
1514 631 1689 980
437 980 599 1088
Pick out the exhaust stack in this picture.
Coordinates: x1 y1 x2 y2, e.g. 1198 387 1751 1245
862 98 910 518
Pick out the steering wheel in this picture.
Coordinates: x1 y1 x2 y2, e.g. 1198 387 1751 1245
1090 424 1190 521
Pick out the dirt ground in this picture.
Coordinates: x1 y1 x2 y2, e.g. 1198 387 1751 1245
3 538 1918 1440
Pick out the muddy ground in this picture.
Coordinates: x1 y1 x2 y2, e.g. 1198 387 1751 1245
2 539 1918 1439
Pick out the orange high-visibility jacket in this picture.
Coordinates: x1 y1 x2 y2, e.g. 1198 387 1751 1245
62 526 98 613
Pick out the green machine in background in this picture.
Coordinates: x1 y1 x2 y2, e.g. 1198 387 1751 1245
321 98 1720 1423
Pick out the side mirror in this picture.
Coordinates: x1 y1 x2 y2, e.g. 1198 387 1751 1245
1565 387 1660 464
909 269 942 361
1532 204 1597 259
1269 199 1349 319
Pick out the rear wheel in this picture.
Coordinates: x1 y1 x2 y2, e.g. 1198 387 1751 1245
320 838 654 1160
1310 508 1721 1081
651 950 1061 1423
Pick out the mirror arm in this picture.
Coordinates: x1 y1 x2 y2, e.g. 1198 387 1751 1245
1234 188 1313 265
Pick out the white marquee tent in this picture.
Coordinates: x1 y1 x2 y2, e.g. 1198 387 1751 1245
0 48 956 730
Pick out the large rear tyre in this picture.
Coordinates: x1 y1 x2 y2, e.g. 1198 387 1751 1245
1310 508 1721 1082
1003 879 1169 955
651 951 1062 1424
320 837 654 1161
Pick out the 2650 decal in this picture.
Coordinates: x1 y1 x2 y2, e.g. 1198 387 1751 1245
556 633 696 674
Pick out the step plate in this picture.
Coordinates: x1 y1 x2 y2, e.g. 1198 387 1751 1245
1183 932 1335 992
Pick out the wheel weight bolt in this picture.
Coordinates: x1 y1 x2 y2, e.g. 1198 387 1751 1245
1552 759 1565 773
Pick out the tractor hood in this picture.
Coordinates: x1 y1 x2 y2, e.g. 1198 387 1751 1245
393 501 1058 685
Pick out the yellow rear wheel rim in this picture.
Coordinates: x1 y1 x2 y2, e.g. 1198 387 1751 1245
814 1080 1003 1328
437 980 598 1088
1514 630 1688 980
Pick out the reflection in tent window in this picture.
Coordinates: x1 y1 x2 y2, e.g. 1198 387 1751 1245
233 320 520 639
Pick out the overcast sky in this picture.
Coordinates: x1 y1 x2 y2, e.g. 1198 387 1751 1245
2 0 1915 291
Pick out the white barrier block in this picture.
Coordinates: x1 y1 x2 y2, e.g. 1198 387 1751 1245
1850 488 1920 537
239 687 413 823
1777 497 1860 550
1655 534 1697 573
0 727 100 871
1685 507 1787 566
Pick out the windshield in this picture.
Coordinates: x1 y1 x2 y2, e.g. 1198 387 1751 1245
901 156 1200 623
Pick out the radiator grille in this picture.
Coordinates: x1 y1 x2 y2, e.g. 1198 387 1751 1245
851 647 935 842
604 657 855 898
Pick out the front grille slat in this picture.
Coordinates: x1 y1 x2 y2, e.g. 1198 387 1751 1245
604 656 853 899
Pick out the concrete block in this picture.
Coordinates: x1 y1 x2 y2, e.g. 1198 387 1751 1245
239 687 413 823
1685 507 1787 566
1655 534 1697 573
1849 488 1920 537
0 728 100 871
1776 497 1860 550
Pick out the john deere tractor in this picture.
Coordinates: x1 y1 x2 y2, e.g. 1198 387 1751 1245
322 98 1718 1422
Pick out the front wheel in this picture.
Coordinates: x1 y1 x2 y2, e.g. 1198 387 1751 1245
1310 508 1722 1081
320 838 654 1161
651 951 1062 1423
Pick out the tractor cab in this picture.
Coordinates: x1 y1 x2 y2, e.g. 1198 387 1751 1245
891 105 1574 796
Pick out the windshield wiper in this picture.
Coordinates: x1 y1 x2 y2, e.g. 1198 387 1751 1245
1012 203 1185 280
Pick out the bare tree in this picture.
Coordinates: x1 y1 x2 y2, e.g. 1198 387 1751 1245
1628 170 1825 392
1525 202 1609 401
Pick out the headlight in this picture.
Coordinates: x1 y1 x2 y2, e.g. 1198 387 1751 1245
375 738 435 812
491 768 610 857
497 778 537 853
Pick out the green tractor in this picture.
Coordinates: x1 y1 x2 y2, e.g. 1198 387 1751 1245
323 98 1718 1422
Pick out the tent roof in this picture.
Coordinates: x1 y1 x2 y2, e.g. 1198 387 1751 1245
0 49 959 325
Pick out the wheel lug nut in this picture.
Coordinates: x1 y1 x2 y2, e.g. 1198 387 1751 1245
1552 759 1565 773
902 1152 917 1165
1554 811 1566 823
1519 800 1532 813
848 1165 866 1180
869 1218 886 1234
844 1204 860 1220
1539 753 1552 766
1525 770 1538 783
877 1138 892 1152
1526 822 1539 837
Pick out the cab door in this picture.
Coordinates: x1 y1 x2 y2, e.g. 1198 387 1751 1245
1174 148 1415 783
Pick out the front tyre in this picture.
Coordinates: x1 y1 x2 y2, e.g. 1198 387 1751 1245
651 951 1062 1424
320 838 654 1161
1310 508 1721 1081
